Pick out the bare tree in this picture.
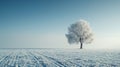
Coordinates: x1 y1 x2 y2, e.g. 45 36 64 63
66 19 93 49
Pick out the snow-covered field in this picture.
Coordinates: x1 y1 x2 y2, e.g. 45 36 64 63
0 48 120 67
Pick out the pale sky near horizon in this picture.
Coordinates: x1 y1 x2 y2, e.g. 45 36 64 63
0 0 120 49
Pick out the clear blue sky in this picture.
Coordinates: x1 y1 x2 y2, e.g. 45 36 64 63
0 0 120 49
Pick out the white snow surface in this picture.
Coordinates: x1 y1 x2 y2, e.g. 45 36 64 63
0 48 120 67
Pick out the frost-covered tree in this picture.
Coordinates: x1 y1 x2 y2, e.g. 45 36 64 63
66 19 93 49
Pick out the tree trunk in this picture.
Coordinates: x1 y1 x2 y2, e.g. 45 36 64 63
80 42 83 49
79 38 83 49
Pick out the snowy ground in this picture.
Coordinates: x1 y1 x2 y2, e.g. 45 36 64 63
0 48 120 67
